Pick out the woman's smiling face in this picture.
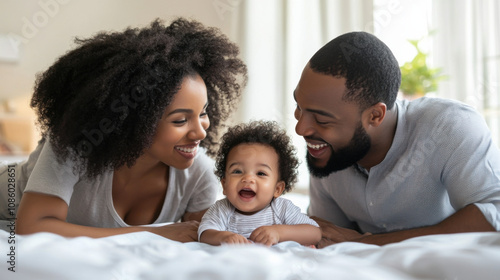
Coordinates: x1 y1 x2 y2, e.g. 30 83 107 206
145 74 210 169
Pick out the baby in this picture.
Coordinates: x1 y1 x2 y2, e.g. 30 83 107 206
198 120 321 246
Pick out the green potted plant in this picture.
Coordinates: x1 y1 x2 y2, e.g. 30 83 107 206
399 37 446 99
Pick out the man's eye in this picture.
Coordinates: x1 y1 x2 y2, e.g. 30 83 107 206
315 117 329 125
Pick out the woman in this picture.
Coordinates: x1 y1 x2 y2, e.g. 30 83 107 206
0 18 247 242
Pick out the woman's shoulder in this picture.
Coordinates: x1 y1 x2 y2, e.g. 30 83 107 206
12 138 54 178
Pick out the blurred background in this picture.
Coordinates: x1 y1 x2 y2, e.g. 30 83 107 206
1 0 499 192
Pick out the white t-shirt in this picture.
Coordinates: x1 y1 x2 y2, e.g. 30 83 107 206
0 139 219 229
198 197 319 240
308 97 500 233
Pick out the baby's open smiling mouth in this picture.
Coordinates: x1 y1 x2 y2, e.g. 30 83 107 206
239 188 256 198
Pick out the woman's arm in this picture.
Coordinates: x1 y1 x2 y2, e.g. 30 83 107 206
250 224 322 247
182 209 208 222
16 192 199 242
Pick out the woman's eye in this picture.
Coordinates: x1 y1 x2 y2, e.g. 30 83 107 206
172 119 187 124
200 112 208 117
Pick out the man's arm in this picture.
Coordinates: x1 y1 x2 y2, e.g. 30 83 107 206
314 204 496 247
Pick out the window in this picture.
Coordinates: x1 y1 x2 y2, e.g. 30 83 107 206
374 0 500 147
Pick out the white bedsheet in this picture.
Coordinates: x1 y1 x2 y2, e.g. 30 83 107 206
1 230 499 280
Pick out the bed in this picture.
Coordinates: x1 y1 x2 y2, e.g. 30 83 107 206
1 228 499 280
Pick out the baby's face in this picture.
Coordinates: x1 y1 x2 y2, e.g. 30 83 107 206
222 143 284 215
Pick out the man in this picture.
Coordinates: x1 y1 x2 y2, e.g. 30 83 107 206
293 31 500 247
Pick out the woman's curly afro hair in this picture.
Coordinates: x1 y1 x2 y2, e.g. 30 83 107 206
30 17 247 178
214 120 299 194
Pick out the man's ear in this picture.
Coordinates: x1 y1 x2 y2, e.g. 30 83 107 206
274 181 285 198
363 102 387 127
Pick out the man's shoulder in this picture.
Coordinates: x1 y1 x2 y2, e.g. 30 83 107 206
401 97 477 119
399 97 482 135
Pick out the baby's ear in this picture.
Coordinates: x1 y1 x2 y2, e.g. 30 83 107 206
221 178 226 195
274 181 285 198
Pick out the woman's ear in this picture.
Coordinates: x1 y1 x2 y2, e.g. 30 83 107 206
274 181 285 198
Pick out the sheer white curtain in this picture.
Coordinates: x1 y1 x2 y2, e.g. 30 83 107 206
432 0 500 145
232 0 374 189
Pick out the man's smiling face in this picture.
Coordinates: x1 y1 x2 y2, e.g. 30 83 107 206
294 65 371 177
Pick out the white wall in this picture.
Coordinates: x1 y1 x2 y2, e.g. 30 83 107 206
0 0 239 101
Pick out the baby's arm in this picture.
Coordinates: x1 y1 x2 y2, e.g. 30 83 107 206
249 224 322 247
199 229 252 245
198 199 252 245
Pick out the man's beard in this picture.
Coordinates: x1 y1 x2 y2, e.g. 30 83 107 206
306 123 371 178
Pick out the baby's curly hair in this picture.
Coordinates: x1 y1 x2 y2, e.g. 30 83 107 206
30 17 247 177
215 120 299 194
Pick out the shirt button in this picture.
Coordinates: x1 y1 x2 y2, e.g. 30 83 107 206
369 202 374 206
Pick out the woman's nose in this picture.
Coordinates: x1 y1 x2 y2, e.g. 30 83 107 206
189 118 209 140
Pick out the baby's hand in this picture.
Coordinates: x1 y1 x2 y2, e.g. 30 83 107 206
249 226 280 246
221 233 252 245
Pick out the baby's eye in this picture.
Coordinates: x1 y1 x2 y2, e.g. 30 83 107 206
231 169 242 174
257 171 267 176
